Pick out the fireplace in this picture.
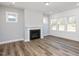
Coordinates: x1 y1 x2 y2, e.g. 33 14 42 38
30 29 40 40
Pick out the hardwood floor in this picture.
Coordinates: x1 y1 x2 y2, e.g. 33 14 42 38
0 36 79 56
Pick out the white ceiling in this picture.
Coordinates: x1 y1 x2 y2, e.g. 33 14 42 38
0 2 79 15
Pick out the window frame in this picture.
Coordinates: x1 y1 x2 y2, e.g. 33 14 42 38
6 11 18 23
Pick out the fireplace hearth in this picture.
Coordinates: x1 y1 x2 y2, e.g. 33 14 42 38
30 29 40 40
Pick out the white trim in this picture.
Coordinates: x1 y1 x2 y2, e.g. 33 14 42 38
24 39 30 42
0 39 24 45
24 27 44 41
50 35 79 42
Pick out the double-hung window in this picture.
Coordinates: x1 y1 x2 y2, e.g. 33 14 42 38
67 16 76 32
50 19 57 30
58 18 65 31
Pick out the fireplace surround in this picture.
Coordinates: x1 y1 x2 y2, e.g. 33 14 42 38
25 27 44 42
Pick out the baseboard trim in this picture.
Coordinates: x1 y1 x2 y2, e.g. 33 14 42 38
24 39 30 42
0 39 24 45
49 35 79 42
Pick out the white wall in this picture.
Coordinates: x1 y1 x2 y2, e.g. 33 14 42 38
42 15 49 36
49 8 79 41
24 9 43 27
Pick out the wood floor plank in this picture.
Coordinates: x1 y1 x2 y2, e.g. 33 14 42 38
2 44 8 56
0 36 79 56
9 43 16 56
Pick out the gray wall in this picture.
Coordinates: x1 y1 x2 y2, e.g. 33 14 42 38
0 6 24 42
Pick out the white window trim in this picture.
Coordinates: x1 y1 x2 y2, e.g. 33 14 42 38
6 11 18 23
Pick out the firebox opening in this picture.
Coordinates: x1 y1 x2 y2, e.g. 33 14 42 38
30 29 40 40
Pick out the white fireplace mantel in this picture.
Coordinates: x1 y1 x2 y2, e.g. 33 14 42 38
24 26 44 42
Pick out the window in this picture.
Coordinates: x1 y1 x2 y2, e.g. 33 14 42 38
67 16 76 32
6 12 18 23
43 17 48 24
50 19 57 30
58 18 65 31
50 16 77 32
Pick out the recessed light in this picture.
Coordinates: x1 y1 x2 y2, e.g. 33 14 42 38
8 2 15 5
12 2 15 5
76 3 79 6
44 2 50 6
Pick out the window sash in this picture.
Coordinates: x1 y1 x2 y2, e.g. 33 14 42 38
67 24 76 32
52 25 57 30
59 25 65 31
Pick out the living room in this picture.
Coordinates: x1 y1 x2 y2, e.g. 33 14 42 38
0 1 79 56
